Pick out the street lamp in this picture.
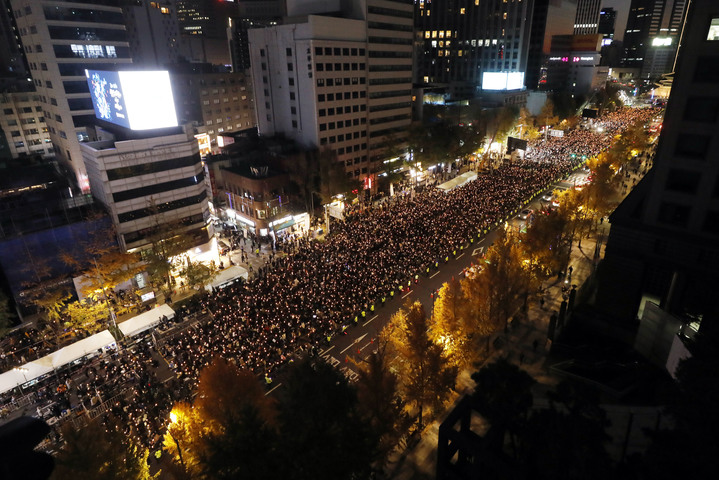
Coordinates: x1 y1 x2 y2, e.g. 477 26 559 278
168 411 188 475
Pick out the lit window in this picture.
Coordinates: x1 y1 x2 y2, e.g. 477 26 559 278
708 18 719 41
425 31 430 39
460 8 465 14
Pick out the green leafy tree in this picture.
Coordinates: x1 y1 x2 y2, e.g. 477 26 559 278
144 217 196 298
179 259 218 292
276 358 377 480
384 301 458 427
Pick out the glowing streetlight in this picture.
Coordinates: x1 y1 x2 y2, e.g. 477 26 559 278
168 410 187 474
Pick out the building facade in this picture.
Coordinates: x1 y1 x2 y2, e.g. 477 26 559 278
0 91 53 158
573 0 601 35
414 0 535 99
122 0 182 67
9 0 133 192
249 1 413 183
170 66 256 151
621 0 689 79
81 126 211 252
599 0 719 324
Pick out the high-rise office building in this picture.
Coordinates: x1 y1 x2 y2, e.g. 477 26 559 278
599 0 719 324
122 0 182 67
0 0 31 92
621 0 689 79
598 7 617 38
526 0 550 90
228 0 283 72
170 65 256 151
573 0 601 35
9 0 133 192
249 0 413 182
0 91 53 158
414 0 535 99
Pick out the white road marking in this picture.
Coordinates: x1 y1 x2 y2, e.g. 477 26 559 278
430 271 439 279
456 253 464 259
340 333 368 354
402 291 412 299
363 315 378 327
265 382 282 396
320 345 335 356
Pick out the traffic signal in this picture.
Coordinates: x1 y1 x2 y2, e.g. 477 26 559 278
0 417 54 480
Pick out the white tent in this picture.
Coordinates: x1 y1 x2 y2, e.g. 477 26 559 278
50 331 116 370
118 304 175 338
437 171 477 193
0 330 116 395
0 354 55 395
205 265 248 292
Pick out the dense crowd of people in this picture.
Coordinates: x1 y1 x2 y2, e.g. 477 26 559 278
0 107 660 453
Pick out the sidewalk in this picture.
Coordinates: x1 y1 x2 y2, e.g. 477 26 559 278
386 223 609 479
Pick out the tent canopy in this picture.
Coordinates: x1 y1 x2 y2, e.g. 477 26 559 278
437 171 477 193
205 265 248 292
118 304 175 338
0 330 116 395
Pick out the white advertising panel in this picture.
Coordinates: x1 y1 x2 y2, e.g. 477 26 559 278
482 71 525 91
86 70 178 130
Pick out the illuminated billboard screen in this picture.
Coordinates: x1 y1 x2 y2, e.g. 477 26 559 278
85 70 178 130
482 72 525 91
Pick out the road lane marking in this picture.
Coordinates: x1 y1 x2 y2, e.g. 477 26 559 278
340 333 368 354
265 382 282 396
363 315 378 327
402 291 412 299
456 253 464 259
430 271 439 279
360 341 372 352
320 345 335 356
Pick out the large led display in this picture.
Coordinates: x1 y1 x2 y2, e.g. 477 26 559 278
85 70 178 130
482 72 525 91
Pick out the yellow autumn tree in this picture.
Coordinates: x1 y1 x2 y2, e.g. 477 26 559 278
429 278 473 367
383 300 458 427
